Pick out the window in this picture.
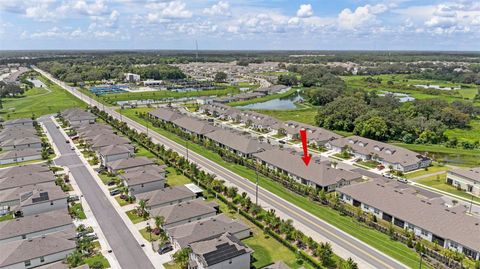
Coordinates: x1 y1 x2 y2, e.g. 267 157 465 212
345 195 351 201
40 257 45 263
22 235 26 239
363 204 369 210
50 201 54 205
374 208 380 214
229 259 232 264
450 241 458 248
421 229 429 236
24 260 31 267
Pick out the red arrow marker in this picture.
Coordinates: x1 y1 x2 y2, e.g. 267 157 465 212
300 128 312 166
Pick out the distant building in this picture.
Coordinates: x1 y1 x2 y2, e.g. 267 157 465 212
143 80 164 87
446 168 480 197
124 73 141 82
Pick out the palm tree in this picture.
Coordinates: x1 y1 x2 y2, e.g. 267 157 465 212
342 257 358 269
136 199 148 218
173 248 191 268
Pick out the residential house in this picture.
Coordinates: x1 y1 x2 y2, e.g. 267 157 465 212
106 157 155 173
98 144 134 166
280 121 341 145
61 108 96 125
89 134 131 151
148 107 183 123
120 165 166 195
0 148 42 165
135 185 197 210
199 103 239 121
0 183 57 215
2 118 34 128
0 127 37 142
204 129 271 158
0 209 74 244
0 136 42 151
446 168 480 197
237 111 279 132
172 117 219 138
150 199 218 229
166 214 251 248
0 164 51 178
0 232 76 269
188 232 252 269
326 136 431 172
0 171 56 191
15 185 68 216
337 178 480 260
253 148 362 191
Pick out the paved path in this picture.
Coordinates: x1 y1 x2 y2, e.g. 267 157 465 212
34 66 409 269
39 116 156 269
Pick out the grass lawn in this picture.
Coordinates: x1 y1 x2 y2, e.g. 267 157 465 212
356 160 380 169
70 203 86 220
416 174 480 204
166 167 191 186
228 87 299 107
444 119 480 143
84 254 110 269
135 146 156 159
0 214 13 222
139 227 161 242
404 163 449 179
391 142 480 167
163 262 182 269
98 173 118 185
0 74 85 120
253 107 318 126
126 209 147 224
101 86 239 104
115 196 131 206
0 158 45 168
121 108 431 269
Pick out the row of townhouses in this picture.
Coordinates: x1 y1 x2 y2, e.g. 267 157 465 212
211 85 289 104
446 167 480 197
148 107 363 191
0 163 78 268
337 178 480 260
63 108 253 269
0 118 43 165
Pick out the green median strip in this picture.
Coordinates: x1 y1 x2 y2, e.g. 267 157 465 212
120 107 431 269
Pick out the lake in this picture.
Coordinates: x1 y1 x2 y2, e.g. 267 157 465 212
237 92 304 110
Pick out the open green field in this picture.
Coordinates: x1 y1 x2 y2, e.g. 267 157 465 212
0 75 85 120
228 87 299 107
97 86 240 104
120 107 431 269
445 120 480 143
416 174 480 204
342 74 477 102
84 254 110 269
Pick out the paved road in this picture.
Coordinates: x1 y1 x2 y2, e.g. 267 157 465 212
39 116 155 269
34 67 408 269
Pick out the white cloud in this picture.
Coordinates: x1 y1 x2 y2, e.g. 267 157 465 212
203 1 230 16
146 1 192 23
338 4 387 30
297 4 313 18
90 9 120 29
73 0 108 16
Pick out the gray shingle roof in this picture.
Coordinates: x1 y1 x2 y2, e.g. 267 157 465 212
448 167 480 184
0 209 72 241
135 185 195 208
0 233 76 267
167 214 250 247
253 148 362 187
0 136 42 147
282 121 341 142
189 232 251 267
150 199 217 225
120 165 165 186
172 117 219 135
0 148 42 160
107 157 155 172
205 129 271 155
148 108 183 122
0 170 56 191
98 144 134 157
3 118 34 126
0 182 57 204
0 163 51 178
90 134 130 149
337 178 480 252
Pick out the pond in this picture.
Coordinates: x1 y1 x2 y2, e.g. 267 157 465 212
237 92 304 110
423 151 480 167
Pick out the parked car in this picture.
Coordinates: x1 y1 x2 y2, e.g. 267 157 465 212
65 140 70 144
106 181 116 187
84 232 98 240
382 173 394 179
397 178 409 184
68 195 80 202
70 146 75 150
109 189 121 196
157 243 173 255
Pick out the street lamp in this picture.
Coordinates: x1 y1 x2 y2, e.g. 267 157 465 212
255 163 259 205
419 253 426 269
186 140 189 162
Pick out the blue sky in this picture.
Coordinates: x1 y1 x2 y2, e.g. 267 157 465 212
0 0 479 50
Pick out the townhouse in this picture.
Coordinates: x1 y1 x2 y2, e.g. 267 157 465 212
172 117 219 139
0 164 51 178
446 167 480 197
148 107 183 123
198 103 239 121
204 129 271 158
97 144 134 166
88 134 131 151
106 157 155 173
167 214 251 248
0 232 76 269
188 232 252 269
280 121 341 145
326 136 431 172
253 148 363 191
60 108 96 126
119 165 166 195
135 185 197 210
0 170 56 191
337 178 480 260
149 199 219 229
0 136 42 151
236 110 279 132
2 118 34 128
0 209 74 244
0 148 42 165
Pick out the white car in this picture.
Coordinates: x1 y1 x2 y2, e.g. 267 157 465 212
397 178 409 184
382 173 394 179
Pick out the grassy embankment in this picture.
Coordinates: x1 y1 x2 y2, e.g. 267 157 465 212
0 74 85 120
120 107 431 269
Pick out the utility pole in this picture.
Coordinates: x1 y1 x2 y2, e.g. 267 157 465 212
255 164 259 205
186 140 189 162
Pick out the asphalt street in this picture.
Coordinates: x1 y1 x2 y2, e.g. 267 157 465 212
40 116 155 269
